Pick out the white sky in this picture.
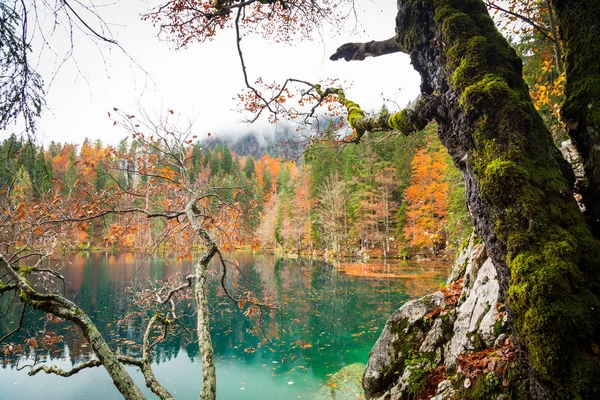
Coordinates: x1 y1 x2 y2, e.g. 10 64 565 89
3 0 421 146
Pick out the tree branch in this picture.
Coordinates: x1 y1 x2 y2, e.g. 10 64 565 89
0 302 25 343
329 37 401 62
0 254 147 400
484 1 554 42
28 359 104 377
157 274 194 306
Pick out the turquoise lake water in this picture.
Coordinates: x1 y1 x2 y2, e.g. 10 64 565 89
0 253 448 399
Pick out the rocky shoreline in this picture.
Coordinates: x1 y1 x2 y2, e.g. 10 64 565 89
361 234 520 399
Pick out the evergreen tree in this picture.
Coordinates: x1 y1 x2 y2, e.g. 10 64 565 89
0 135 20 188
220 144 233 175
262 167 272 194
243 156 255 179
190 143 203 182
31 147 53 196
208 148 220 176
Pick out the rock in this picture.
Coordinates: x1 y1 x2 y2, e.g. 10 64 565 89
312 363 365 400
494 333 508 348
445 258 501 368
419 318 445 353
363 233 510 399
462 242 487 294
362 292 445 398
446 235 474 284
430 380 455 400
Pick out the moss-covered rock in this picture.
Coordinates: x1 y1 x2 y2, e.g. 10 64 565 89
363 235 513 399
363 291 445 398
312 363 365 400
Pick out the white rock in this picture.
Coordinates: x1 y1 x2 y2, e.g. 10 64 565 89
445 258 500 368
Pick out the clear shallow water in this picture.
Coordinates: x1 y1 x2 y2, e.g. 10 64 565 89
0 253 448 400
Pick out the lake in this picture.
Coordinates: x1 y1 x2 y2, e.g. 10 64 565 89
0 253 448 399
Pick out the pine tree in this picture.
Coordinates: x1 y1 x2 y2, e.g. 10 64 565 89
243 156 255 179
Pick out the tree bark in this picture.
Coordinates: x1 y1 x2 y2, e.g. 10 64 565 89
333 0 600 397
195 270 216 400
552 0 600 238
543 0 563 75
329 37 401 62
186 200 218 400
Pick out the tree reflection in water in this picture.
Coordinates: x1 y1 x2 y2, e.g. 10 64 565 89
0 253 447 400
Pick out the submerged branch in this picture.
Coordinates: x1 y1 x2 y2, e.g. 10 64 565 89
28 359 103 377
0 254 147 400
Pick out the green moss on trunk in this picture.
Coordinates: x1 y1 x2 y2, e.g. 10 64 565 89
553 0 600 237
395 0 600 397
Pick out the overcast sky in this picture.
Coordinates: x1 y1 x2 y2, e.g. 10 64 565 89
4 0 421 146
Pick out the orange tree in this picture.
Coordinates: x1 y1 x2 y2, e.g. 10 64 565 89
403 144 449 254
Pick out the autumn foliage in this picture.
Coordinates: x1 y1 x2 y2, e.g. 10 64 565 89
0 116 470 260
404 144 449 253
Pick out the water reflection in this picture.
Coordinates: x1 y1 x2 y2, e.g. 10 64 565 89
0 253 448 399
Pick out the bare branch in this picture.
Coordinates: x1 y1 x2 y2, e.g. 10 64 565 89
0 303 25 343
484 1 554 42
61 0 117 44
329 37 401 61
28 359 104 377
157 274 195 306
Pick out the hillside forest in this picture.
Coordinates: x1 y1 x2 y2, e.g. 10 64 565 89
1 121 469 260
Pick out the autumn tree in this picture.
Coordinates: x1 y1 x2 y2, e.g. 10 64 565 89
288 169 315 251
374 165 399 257
403 140 449 254
256 192 280 248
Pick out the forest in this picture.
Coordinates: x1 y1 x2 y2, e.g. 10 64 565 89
2 0 600 399
0 121 470 260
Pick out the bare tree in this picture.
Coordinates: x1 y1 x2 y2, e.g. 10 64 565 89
0 0 141 134
0 109 270 400
317 173 348 254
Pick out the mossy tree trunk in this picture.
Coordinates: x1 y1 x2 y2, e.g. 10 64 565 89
552 0 600 238
332 0 600 397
